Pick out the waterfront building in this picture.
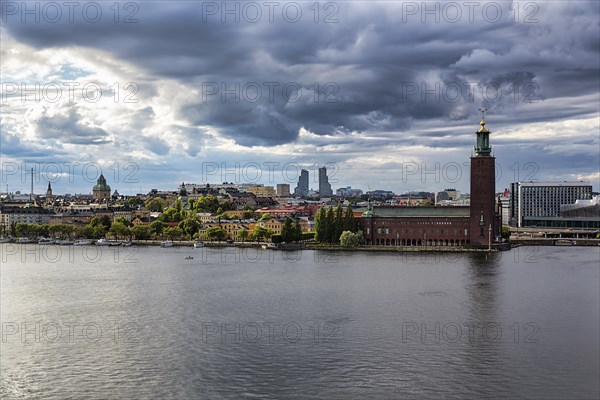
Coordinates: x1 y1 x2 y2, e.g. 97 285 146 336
510 181 592 227
360 115 502 248
0 206 53 232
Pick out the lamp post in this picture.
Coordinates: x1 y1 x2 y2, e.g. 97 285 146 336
488 224 492 251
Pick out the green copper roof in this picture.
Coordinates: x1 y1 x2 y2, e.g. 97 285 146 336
93 174 111 191
361 206 470 218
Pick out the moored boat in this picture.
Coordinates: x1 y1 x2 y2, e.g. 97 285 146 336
95 238 109 246
161 240 174 248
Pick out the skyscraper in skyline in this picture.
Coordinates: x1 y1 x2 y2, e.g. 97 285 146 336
319 167 333 197
294 169 309 197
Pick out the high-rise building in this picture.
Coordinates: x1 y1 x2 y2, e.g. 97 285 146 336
469 114 501 247
510 181 592 227
276 184 290 197
294 169 309 197
318 167 333 197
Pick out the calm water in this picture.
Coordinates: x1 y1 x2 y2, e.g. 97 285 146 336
1 244 598 399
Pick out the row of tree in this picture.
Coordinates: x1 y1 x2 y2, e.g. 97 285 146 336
314 204 358 244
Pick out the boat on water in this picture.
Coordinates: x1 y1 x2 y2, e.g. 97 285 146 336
185 256 194 260
59 240 74 245
193 241 204 248
38 238 56 245
95 238 120 246
0 237 11 243
74 239 93 246
261 243 277 249
121 240 133 247
161 240 174 248
16 237 36 244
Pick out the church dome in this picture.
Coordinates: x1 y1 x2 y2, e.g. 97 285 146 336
93 174 111 192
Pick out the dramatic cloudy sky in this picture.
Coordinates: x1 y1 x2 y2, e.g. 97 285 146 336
1 1 599 195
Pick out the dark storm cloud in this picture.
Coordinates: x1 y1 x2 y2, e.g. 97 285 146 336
31 105 111 145
2 1 599 146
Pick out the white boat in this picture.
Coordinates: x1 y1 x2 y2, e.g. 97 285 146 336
161 240 174 248
121 240 133 247
0 238 10 243
193 241 204 248
16 237 36 244
38 238 56 245
60 240 74 245
74 239 93 246
96 238 109 246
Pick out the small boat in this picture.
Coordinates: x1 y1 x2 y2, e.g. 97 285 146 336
161 240 174 248
121 240 133 247
74 239 93 246
193 241 204 248
16 237 36 244
38 238 56 245
96 238 109 246
60 240 74 246
185 256 194 260
0 237 11 243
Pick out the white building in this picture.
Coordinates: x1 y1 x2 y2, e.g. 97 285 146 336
510 181 593 227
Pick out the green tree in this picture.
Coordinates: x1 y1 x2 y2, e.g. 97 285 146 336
325 206 335 243
80 225 95 238
343 205 357 233
293 221 302 242
281 217 293 243
178 218 200 239
334 203 344 242
164 226 184 240
132 225 151 240
237 228 249 242
127 197 144 207
93 225 107 239
314 208 325 243
149 220 165 238
115 217 133 227
252 226 272 242
90 216 112 229
339 230 364 247
259 213 272 221
206 227 226 241
109 221 130 240
145 197 165 212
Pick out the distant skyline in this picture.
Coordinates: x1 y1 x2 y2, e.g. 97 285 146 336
1 1 599 195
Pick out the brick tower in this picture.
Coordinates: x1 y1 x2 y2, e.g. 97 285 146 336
469 111 500 248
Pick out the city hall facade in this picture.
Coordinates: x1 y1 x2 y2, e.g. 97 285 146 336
360 116 502 248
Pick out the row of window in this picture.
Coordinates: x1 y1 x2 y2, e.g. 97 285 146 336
371 227 469 236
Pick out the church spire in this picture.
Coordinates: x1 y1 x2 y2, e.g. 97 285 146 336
474 108 492 156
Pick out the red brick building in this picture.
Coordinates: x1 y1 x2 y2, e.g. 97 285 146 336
360 116 501 248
